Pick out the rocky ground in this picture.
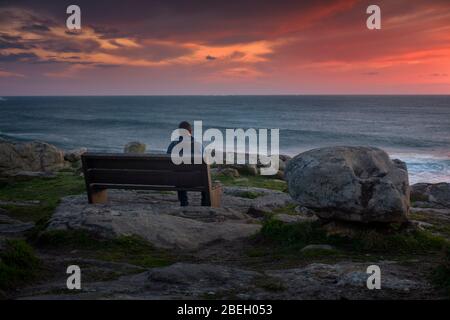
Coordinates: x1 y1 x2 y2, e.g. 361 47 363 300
0 140 449 300
0 173 449 300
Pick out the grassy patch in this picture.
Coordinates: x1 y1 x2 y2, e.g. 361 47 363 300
213 173 287 192
0 173 84 224
431 246 450 297
271 204 298 215
36 230 173 268
0 239 41 291
257 218 448 255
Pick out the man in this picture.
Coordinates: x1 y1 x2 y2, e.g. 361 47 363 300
167 121 207 206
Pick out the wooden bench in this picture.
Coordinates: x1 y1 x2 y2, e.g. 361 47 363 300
81 153 222 207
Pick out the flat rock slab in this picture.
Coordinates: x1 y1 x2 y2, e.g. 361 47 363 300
47 187 294 250
0 214 35 234
265 261 430 299
19 261 436 300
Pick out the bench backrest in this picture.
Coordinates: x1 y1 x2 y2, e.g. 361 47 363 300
81 153 212 190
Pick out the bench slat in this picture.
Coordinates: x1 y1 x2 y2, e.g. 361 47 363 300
90 183 205 192
87 169 204 188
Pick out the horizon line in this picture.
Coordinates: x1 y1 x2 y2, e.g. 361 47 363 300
2 93 450 97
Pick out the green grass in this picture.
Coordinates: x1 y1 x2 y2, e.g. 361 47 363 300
271 204 298 215
36 230 173 268
431 246 450 297
257 218 448 255
0 173 84 224
0 239 41 291
213 173 287 192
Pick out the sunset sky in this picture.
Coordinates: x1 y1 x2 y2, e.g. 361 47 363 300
0 0 449 95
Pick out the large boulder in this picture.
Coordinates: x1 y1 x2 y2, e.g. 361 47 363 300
64 148 87 162
0 140 66 176
285 146 410 223
124 141 146 153
411 183 450 208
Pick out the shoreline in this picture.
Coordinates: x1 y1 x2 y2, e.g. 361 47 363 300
1 136 449 184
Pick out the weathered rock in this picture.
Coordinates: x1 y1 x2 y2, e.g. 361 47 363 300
218 168 240 178
231 164 258 176
64 148 87 162
123 141 146 153
295 206 315 216
45 187 294 250
147 263 259 286
18 263 262 300
267 261 425 298
45 186 294 250
285 146 410 223
16 259 437 299
0 214 35 234
411 182 450 208
273 213 316 224
0 140 67 176
279 154 292 163
271 170 284 180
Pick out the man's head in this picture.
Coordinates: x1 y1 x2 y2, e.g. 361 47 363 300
178 121 192 134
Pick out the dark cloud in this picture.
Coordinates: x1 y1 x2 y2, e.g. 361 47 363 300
89 25 127 39
206 55 217 60
0 52 39 62
21 23 51 32
41 39 100 53
0 39 27 49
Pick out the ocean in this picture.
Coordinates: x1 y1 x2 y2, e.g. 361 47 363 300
0 95 449 184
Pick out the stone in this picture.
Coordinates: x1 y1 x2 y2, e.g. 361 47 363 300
147 263 259 286
45 187 294 250
411 183 450 208
219 168 240 178
295 206 315 216
273 213 316 224
271 170 284 180
0 140 67 176
0 221 35 234
0 214 35 234
279 154 292 163
285 146 410 223
64 148 87 162
123 141 146 153
231 164 258 176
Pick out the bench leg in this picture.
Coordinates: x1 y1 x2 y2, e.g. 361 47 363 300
210 185 222 208
91 189 108 204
